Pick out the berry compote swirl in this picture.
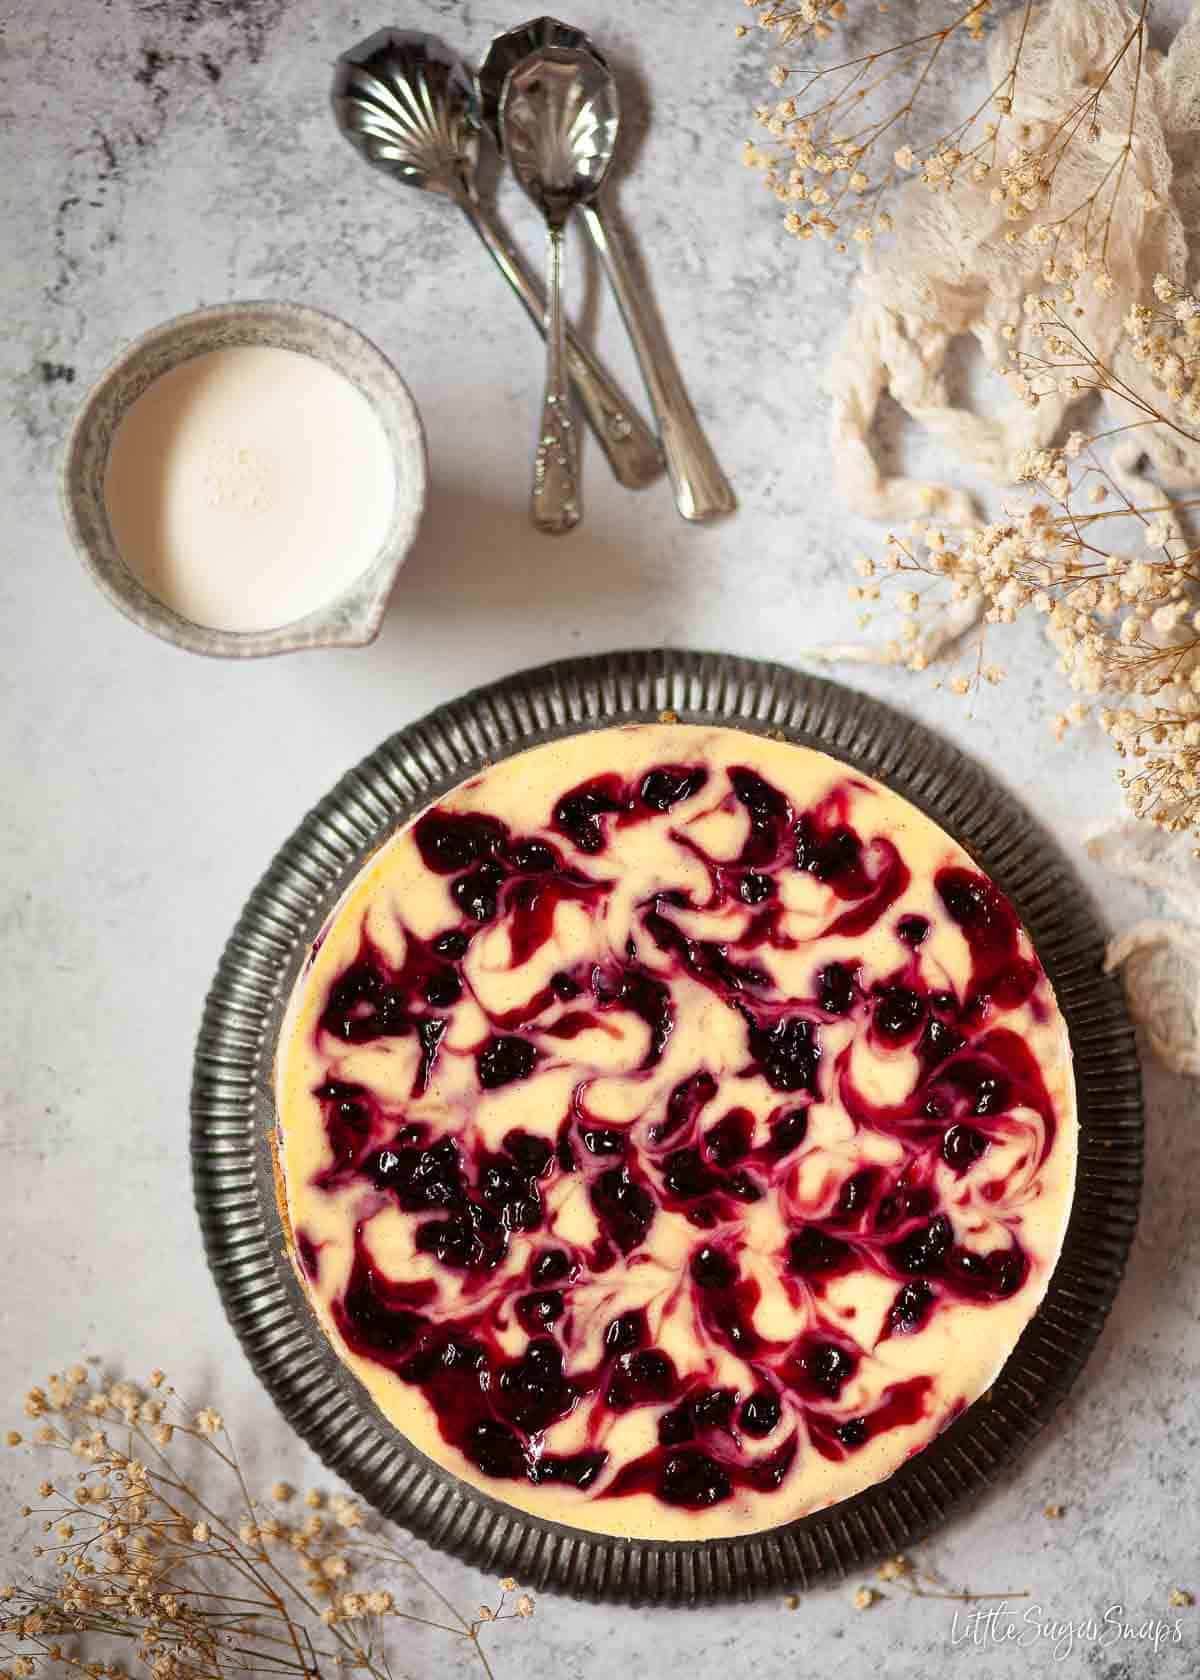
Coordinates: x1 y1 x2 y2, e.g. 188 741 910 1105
275 725 1077 1541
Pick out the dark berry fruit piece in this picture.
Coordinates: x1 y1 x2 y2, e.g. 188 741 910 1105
605 1349 677 1409
323 1096 372 1169
477 1154 542 1233
747 1014 821 1093
414 1200 507 1272
887 1279 935 1334
658 1403 694 1446
531 1450 607 1489
971 1075 1007 1116
422 969 462 1008
837 1168 879 1218
321 962 407 1042
874 986 925 1041
817 961 856 1016
794 815 862 882
837 1417 868 1448
508 839 558 874
690 1245 736 1290
414 811 505 875
942 1123 989 1172
659 1448 732 1509
920 1015 967 1069
704 1107 753 1166
787 1225 853 1276
639 765 708 811
590 1166 656 1254
891 1214 953 1275
739 871 776 905
532 1248 570 1285
554 778 623 853
652 1070 718 1145
739 1389 781 1438
897 914 930 946
503 1129 554 1176
452 860 505 923
946 1244 1027 1299
800 1341 858 1399
692 1387 736 1433
516 1291 564 1333
580 1126 626 1156
729 767 792 866
936 868 1005 941
765 1107 808 1159
477 1035 537 1089
663 1147 717 1200
499 1338 572 1434
604 1310 646 1354
432 930 470 960
463 1419 526 1479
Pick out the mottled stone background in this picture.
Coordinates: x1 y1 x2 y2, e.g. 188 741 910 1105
0 0 1196 1674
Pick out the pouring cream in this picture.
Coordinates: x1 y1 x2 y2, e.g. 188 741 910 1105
103 344 396 633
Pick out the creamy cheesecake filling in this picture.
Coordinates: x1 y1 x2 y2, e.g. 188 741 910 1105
275 725 1077 1541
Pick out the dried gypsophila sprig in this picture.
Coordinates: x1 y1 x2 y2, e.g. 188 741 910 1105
815 0 1196 530
737 0 1150 261
0 1365 533 1680
843 277 1200 834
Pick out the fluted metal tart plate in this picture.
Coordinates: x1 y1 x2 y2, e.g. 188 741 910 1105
191 650 1142 1604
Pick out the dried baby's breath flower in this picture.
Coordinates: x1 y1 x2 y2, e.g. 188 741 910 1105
1043 1502 1066 1519
844 274 1200 839
0 1365 527 1680
853 1585 880 1609
1169 1587 1194 1608
740 0 1150 263
876 1554 911 1583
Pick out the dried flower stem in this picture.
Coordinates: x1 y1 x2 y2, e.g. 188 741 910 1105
848 268 1200 836
2 1367 532 1679
740 0 1149 261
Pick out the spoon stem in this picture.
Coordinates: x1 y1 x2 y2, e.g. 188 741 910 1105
580 200 736 523
532 225 580 535
461 195 662 490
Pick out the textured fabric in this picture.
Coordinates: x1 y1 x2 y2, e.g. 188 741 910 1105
1087 818 1200 1074
827 0 1200 522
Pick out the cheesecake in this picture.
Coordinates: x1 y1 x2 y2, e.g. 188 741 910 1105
274 725 1077 1541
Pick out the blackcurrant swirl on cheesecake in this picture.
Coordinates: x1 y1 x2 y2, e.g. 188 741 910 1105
275 726 1077 1541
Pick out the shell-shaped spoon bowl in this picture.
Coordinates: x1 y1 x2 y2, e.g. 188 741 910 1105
332 27 478 197
476 15 600 146
499 44 618 225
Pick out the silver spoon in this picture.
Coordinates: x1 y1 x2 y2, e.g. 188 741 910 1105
332 29 662 493
499 46 615 535
480 18 736 524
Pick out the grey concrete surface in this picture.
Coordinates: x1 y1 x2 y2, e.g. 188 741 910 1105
1 2 1196 1675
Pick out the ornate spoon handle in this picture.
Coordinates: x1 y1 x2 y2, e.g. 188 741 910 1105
531 225 580 535
581 201 736 523
462 196 662 490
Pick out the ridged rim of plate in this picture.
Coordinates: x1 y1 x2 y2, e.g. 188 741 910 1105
191 649 1142 1605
